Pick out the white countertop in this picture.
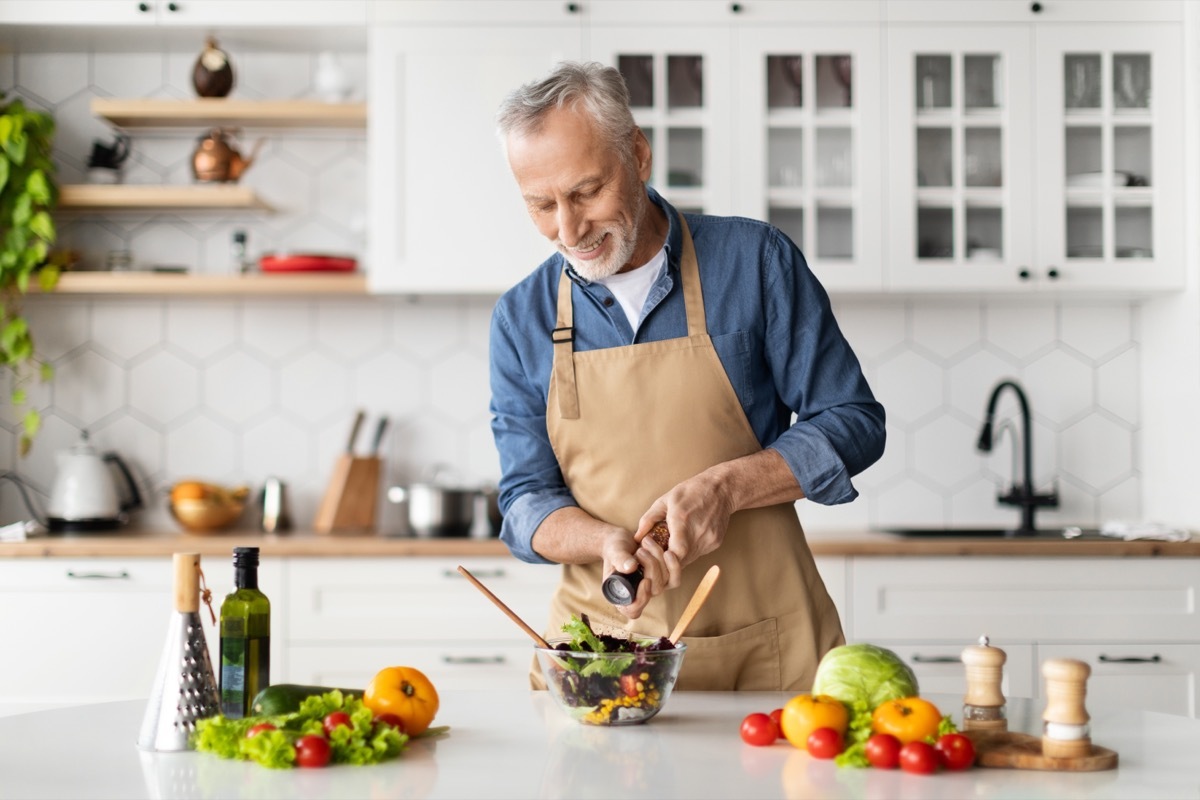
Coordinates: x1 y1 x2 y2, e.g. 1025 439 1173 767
0 692 1196 799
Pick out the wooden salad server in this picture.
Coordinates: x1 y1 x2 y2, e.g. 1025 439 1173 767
668 564 721 645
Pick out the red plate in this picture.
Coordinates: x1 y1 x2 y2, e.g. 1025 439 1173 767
259 253 358 273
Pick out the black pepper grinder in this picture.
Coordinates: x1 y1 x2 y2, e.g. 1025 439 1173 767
602 521 670 605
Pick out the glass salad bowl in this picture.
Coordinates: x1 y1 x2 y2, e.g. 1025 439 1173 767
535 638 686 726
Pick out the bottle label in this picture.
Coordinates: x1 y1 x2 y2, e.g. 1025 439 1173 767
220 637 247 717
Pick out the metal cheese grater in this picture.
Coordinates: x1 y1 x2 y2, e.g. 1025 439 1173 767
137 553 221 752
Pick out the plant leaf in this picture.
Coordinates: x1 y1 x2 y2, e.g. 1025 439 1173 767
37 263 59 291
22 408 40 438
0 115 12 145
25 168 49 203
0 155 8 195
11 388 25 405
5 130 26 165
12 190 31 225
39 362 53 382
29 210 54 242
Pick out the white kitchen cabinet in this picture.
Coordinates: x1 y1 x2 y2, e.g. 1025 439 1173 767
886 3 1184 293
877 642 1036 701
0 1 367 26
368 18 582 293
733 23 884 291
0 556 283 717
283 556 560 690
848 556 1200 717
813 556 847 629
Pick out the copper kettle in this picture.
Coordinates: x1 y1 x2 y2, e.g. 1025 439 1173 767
191 128 263 183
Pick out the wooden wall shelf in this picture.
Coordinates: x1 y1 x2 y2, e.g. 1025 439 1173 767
58 184 274 212
38 272 367 296
91 98 367 130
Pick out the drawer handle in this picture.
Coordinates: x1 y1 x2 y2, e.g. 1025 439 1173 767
1098 653 1162 664
445 568 506 579
66 569 131 580
441 655 507 665
910 654 962 664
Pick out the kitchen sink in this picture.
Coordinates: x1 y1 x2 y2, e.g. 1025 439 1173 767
884 527 1104 540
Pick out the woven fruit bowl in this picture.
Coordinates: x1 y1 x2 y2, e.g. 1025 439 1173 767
168 482 249 534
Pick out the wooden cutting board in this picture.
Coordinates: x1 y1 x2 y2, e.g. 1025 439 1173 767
963 730 1118 772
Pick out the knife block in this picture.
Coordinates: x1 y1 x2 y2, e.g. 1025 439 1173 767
313 455 381 534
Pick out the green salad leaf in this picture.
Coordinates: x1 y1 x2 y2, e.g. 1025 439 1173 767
561 615 606 653
193 689 408 769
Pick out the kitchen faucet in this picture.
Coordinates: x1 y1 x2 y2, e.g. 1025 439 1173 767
976 379 1059 533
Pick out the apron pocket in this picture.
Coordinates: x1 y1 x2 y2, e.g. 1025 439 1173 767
676 617 781 691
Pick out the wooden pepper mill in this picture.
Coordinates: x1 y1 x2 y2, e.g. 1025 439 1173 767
961 635 1008 731
1041 658 1093 759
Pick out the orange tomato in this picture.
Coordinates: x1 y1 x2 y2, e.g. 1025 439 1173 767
779 694 849 750
364 666 440 735
871 696 943 744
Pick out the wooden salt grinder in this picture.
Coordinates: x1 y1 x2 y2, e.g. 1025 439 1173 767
961 635 1008 731
1041 658 1093 759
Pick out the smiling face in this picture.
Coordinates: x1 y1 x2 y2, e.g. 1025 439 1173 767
505 104 663 280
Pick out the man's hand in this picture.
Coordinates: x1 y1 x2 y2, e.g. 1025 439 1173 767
601 527 669 620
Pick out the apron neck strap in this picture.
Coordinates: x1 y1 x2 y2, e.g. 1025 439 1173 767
553 266 580 419
677 215 706 337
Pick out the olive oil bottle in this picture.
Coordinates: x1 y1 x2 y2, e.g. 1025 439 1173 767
219 546 270 718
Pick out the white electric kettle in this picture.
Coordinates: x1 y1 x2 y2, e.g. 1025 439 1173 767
46 431 143 533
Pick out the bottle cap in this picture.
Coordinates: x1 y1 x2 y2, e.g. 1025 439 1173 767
232 546 259 567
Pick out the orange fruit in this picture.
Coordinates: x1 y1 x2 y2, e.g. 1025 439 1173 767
779 693 849 750
170 481 207 502
871 696 943 744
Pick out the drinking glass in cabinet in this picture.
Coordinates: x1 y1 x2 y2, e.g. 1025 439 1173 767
1113 54 1151 110
1064 54 1102 110
816 55 852 109
966 207 1003 261
916 127 952 187
667 55 703 109
619 55 654 108
1064 126 1103 186
1066 206 1102 258
915 55 951 110
768 128 803 187
767 55 803 109
964 54 1001 110
816 127 852 188
964 127 1001 187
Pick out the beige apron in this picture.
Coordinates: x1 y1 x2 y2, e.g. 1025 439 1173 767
536 217 844 691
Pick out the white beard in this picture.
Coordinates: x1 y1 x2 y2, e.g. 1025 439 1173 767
556 184 647 281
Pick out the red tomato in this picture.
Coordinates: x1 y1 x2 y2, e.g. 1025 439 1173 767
295 734 332 768
935 733 976 771
864 733 902 769
322 711 352 736
740 712 779 747
245 722 276 739
769 708 785 740
899 741 939 775
805 727 844 759
373 712 406 733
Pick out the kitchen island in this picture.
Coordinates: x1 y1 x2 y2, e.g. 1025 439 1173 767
0 691 1195 799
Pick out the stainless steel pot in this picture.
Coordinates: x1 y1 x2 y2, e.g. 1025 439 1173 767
387 483 478 538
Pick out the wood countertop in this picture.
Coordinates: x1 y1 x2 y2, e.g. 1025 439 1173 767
1 528 1196 558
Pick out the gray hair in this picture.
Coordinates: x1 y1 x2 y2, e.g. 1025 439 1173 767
496 61 638 165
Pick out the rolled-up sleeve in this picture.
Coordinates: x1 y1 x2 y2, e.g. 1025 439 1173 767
761 229 886 504
489 300 576 564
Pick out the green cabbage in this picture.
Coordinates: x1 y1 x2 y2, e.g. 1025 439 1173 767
812 643 919 709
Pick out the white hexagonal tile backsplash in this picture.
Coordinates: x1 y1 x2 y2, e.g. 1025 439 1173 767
0 48 1143 536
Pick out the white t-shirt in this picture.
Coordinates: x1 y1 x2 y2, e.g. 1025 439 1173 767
594 246 667 333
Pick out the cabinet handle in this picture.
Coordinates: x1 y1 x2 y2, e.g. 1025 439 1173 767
564 2 579 12
1018 268 1031 280
137 2 151 11
1046 267 1060 280
910 654 962 664
66 569 131 580
167 1 179 10
442 655 506 665
730 2 744 12
1098 653 1161 664
445 568 505 579
1030 1 1043 12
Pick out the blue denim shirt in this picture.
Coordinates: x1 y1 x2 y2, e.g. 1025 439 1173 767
489 187 885 564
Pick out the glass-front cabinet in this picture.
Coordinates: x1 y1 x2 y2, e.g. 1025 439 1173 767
736 27 883 291
589 26 733 218
888 21 1182 293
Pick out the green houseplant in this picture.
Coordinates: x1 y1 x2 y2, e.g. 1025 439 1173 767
0 94 60 455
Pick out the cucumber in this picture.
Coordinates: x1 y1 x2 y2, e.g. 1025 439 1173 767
251 683 362 716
